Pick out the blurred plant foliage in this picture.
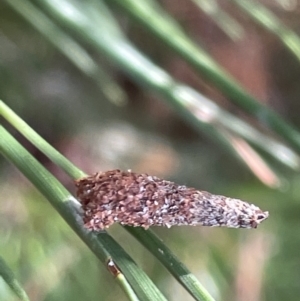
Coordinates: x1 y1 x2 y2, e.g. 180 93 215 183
1 0 300 301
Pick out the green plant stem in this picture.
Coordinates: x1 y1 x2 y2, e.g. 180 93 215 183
0 101 84 180
191 0 244 41
0 100 216 300
0 256 31 301
3 0 127 105
33 0 300 170
106 0 300 152
4 1 300 172
125 227 216 301
232 0 300 62
0 126 167 301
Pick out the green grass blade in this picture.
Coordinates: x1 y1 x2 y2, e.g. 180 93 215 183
217 128 281 188
0 100 218 300
21 0 298 173
106 0 300 152
0 84 289 187
0 256 30 301
232 0 300 62
0 85 278 186
31 0 300 170
191 0 244 41
3 0 127 105
0 101 84 180
216 110 300 170
0 127 168 301
0 15 296 179
125 227 216 301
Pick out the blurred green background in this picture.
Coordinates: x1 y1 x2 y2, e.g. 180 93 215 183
1 0 300 300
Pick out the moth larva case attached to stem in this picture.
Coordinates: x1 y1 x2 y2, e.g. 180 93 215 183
75 170 269 230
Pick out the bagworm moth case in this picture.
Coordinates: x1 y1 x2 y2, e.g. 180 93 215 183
75 170 268 230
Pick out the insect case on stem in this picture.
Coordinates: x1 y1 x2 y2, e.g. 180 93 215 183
75 169 269 231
